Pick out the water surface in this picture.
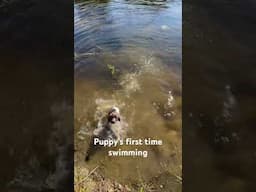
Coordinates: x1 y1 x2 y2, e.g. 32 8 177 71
74 0 181 190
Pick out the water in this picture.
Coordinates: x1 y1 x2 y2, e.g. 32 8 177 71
0 1 74 190
74 0 182 190
183 0 256 191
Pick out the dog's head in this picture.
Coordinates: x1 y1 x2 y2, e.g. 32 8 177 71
107 106 121 124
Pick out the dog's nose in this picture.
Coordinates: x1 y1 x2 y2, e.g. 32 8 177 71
111 118 117 123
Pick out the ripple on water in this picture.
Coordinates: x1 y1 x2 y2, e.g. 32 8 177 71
74 0 182 187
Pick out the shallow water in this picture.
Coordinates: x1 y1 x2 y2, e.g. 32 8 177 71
74 0 182 188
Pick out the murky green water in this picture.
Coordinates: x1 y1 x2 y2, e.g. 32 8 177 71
74 0 182 189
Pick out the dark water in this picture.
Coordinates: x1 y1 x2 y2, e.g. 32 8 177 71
74 0 182 190
183 0 256 191
75 0 181 65
0 0 74 191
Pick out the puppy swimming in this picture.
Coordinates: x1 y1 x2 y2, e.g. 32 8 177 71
85 106 127 161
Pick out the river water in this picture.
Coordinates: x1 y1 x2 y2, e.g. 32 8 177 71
74 0 182 190
183 1 256 191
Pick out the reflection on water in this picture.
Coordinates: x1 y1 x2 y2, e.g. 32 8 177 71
75 0 181 68
74 0 181 190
